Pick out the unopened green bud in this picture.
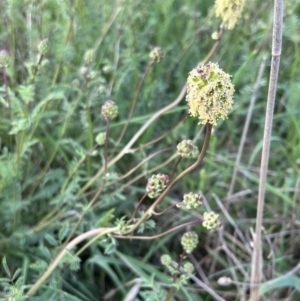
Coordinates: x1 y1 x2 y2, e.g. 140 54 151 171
146 173 169 199
149 46 163 63
102 65 113 74
0 50 10 68
183 192 203 210
84 49 95 65
202 211 221 230
97 84 106 95
101 100 118 120
160 254 172 266
183 262 194 274
181 231 198 254
186 62 234 125
95 132 106 145
38 39 49 55
177 140 198 158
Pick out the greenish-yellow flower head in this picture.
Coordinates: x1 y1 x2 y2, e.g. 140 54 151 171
95 132 106 145
101 100 118 120
0 50 10 68
202 211 222 230
149 46 163 63
177 140 198 159
181 231 199 254
160 254 172 266
186 62 234 125
183 262 194 274
146 173 169 199
183 192 203 210
215 0 246 30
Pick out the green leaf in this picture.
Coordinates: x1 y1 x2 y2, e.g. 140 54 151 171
260 275 300 296
2 257 11 278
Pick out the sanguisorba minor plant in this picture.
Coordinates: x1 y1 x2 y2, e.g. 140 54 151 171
0 1 240 300
2 0 291 300
25 45 235 300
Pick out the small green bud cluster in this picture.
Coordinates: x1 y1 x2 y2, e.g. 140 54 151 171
202 211 221 230
177 140 198 158
84 49 95 65
183 262 194 274
149 46 163 63
101 100 118 120
146 173 169 199
160 254 172 266
95 132 106 145
0 50 10 68
181 231 198 254
183 192 203 210
38 39 49 55
186 62 234 125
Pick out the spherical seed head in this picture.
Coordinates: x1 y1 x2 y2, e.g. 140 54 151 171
160 254 172 266
186 62 234 125
215 0 246 30
202 211 222 230
84 49 95 65
0 50 10 68
183 262 194 274
146 173 169 199
183 192 203 210
101 100 118 120
149 46 163 63
177 140 198 158
95 132 106 145
38 39 49 55
181 231 198 254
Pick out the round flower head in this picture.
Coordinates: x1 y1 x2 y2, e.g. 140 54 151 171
38 39 49 55
146 173 169 199
177 140 198 159
183 262 194 274
84 49 95 65
95 132 106 145
215 0 246 30
149 47 163 63
186 62 234 125
202 211 222 230
183 192 203 210
0 50 10 68
181 231 198 254
160 254 172 266
101 100 118 120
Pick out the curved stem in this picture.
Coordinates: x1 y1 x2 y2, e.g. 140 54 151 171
123 124 212 234
27 227 118 297
114 219 202 240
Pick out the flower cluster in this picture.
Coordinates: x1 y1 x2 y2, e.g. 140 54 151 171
149 46 163 63
181 231 198 254
186 62 234 125
95 132 106 145
215 0 246 30
101 100 118 120
146 173 169 199
183 192 203 210
177 140 198 159
0 50 10 68
38 39 49 55
202 211 221 230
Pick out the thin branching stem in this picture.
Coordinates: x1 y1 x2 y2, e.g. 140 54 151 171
250 1 283 300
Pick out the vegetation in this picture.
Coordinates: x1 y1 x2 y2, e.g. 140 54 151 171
0 0 298 300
